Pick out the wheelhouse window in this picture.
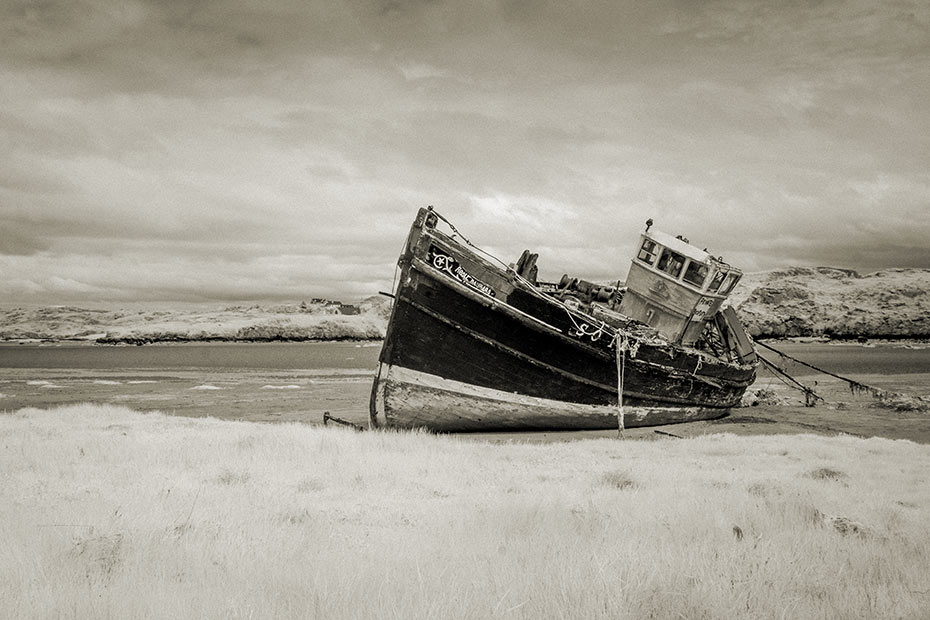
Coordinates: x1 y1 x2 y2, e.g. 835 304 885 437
637 239 658 265
682 260 709 288
720 273 741 295
656 249 684 278
707 270 726 293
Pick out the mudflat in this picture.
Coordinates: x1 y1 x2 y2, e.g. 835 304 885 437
2 341 927 442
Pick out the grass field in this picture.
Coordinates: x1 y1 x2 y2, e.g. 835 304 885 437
3 405 930 619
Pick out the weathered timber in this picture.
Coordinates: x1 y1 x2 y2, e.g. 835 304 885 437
370 207 757 432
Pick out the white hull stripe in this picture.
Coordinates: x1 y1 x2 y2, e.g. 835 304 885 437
371 365 724 431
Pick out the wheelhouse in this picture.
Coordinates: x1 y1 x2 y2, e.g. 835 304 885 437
618 225 742 346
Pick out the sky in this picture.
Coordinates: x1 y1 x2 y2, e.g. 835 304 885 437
2 0 929 304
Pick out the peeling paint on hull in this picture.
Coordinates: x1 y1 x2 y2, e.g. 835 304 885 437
372 364 727 432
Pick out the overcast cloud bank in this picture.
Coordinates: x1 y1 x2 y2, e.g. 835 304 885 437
2 0 928 303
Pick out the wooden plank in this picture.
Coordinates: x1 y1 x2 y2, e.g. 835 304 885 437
378 365 728 432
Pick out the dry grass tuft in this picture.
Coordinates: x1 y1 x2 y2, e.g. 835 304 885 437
296 476 325 493
807 466 848 481
600 470 637 490
809 509 875 538
746 481 783 498
70 531 123 578
871 393 930 412
825 515 873 538
213 469 251 485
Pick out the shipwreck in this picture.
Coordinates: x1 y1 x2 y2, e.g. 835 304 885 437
370 207 758 432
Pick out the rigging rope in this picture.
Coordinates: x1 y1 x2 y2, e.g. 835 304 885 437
615 333 627 437
390 235 409 296
430 206 641 353
429 207 512 271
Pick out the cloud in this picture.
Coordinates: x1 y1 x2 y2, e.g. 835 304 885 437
1 0 929 303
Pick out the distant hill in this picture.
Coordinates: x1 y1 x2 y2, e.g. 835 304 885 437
1 268 928 343
732 267 930 339
0 300 389 344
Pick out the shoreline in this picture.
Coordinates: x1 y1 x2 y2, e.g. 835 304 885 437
3 366 928 443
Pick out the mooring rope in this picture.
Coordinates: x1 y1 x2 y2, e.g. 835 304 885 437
322 411 365 431
615 333 628 437
757 356 823 406
754 341 930 411
755 340 888 399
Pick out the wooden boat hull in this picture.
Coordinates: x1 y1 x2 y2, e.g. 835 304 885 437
371 208 756 432
373 364 727 432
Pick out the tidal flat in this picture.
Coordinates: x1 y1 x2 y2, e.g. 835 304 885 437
3 404 930 619
2 340 928 441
